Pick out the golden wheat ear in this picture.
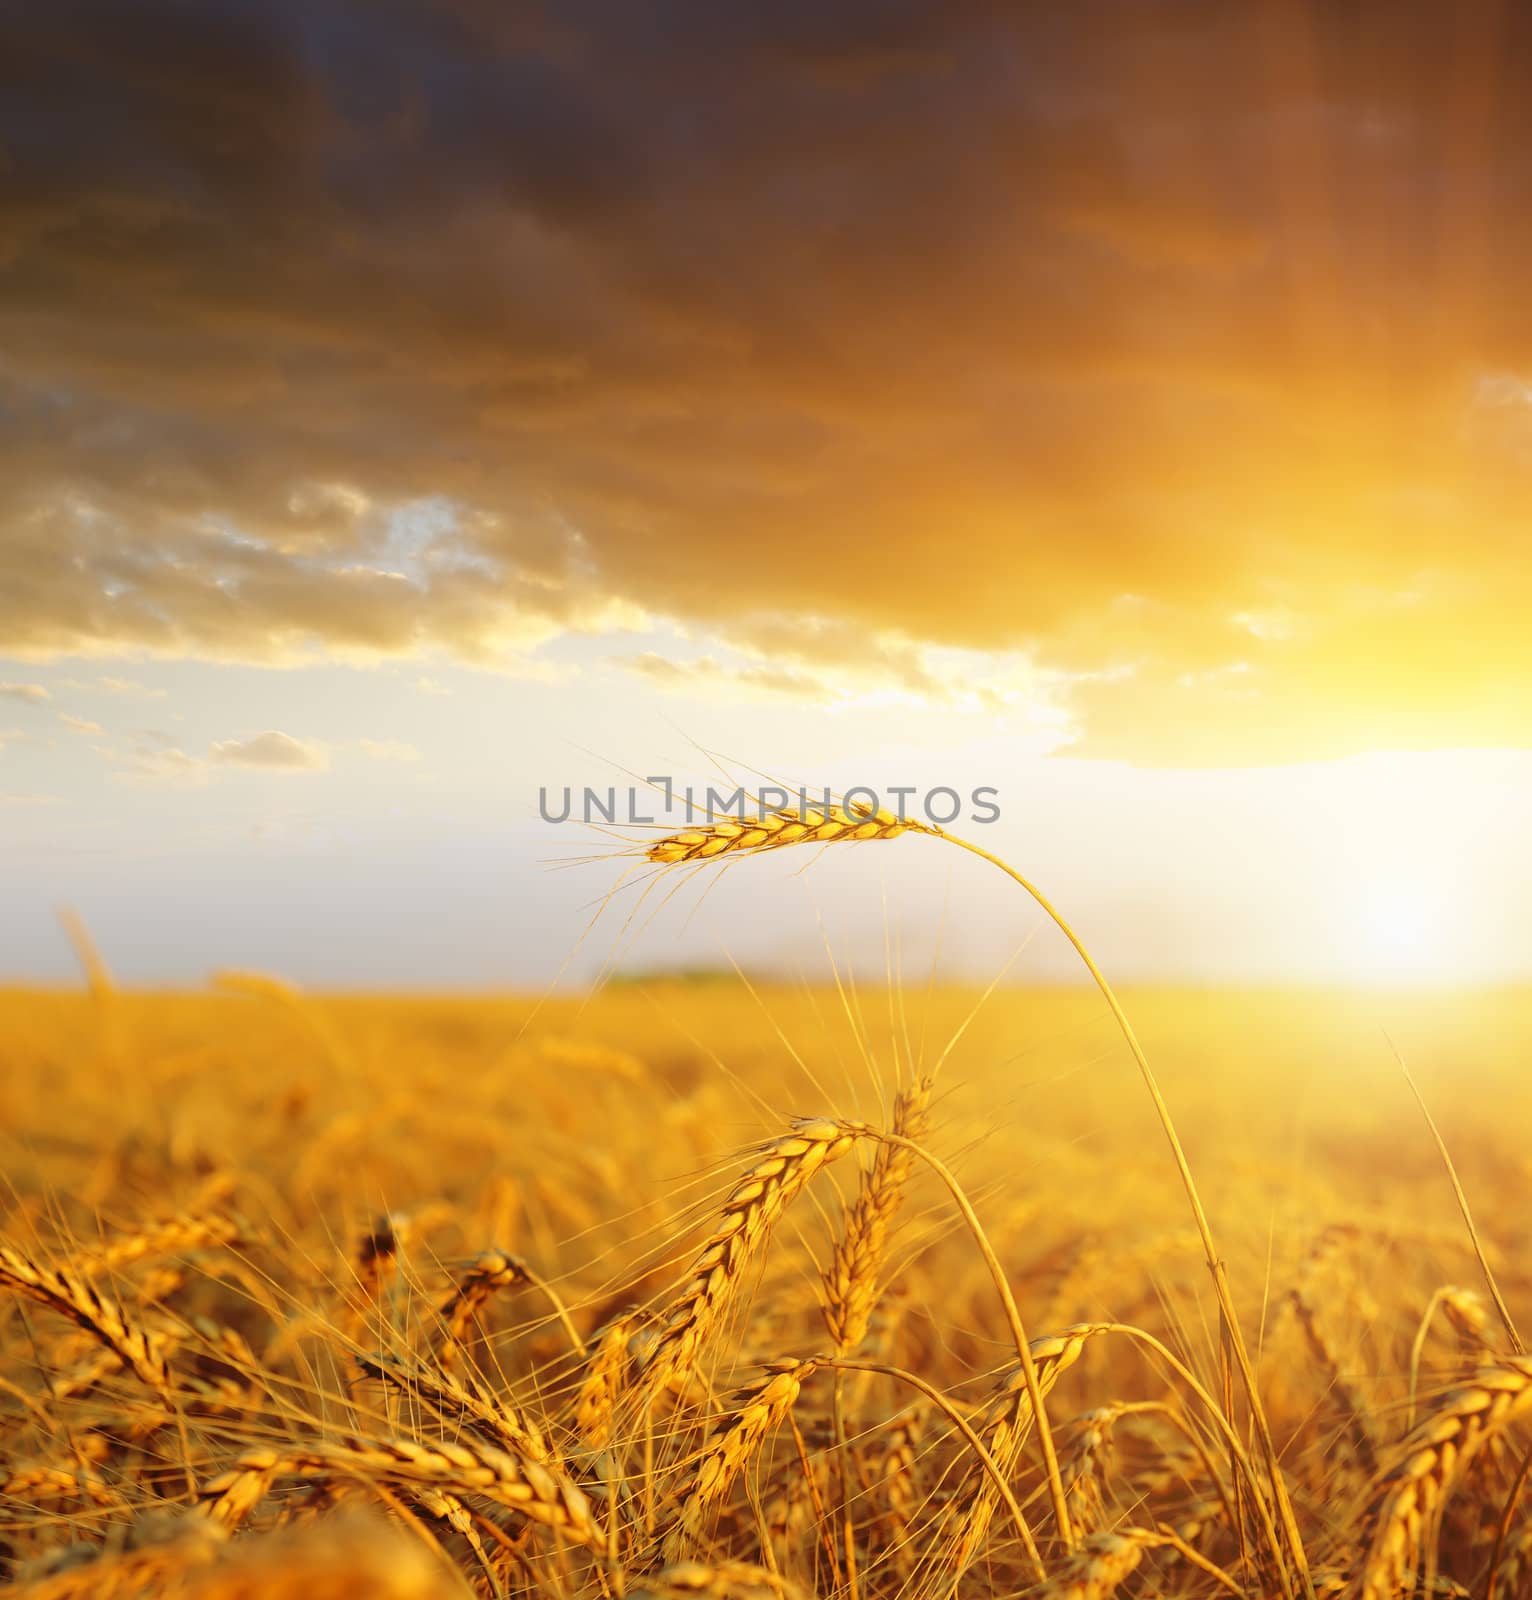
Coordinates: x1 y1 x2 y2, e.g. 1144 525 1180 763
632 1117 862 1412
1360 1358 1532 1600
646 805 931 864
663 1359 817 1563
821 1075 932 1357
0 1242 173 1394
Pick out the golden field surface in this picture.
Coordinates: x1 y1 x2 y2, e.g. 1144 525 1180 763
2 978 1530 1599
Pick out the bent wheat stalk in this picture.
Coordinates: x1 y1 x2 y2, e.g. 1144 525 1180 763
634 1117 860 1409
931 831 1312 1596
0 1242 172 1394
1092 1321 1288 1581
821 1075 932 1357
1359 1357 1532 1600
824 1356 1045 1584
643 807 1312 1593
1043 1528 1242 1600
437 1249 533 1369
647 805 926 863
198 1432 604 1548
354 1349 552 1463
71 1210 241 1276
437 1249 583 1366
862 1128 1076 1551
942 1325 1106 1579
664 1359 817 1562
576 1309 652 1449
1389 1040 1524 1356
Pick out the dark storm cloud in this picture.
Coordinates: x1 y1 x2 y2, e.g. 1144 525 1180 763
2 1 1532 759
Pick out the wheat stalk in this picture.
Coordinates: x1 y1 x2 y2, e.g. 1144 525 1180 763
575 1310 651 1449
1360 1357 1532 1600
72 1211 242 1276
647 805 929 864
1046 1526 1243 1600
663 1359 816 1561
342 1212 411 1341
198 1452 284 1531
354 1350 552 1463
1410 1286 1499 1430
821 1075 931 1356
435 1249 530 1369
1042 1529 1159 1599
634 1119 860 1407
944 1324 1105 1575
642 807 1313 1591
1065 1404 1127 1533
0 1241 172 1393
198 1432 604 1548
1441 1287 1491 1346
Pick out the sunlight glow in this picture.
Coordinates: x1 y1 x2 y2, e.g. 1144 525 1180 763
1350 877 1448 982
1315 751 1492 985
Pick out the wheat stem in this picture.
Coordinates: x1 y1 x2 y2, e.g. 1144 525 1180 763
861 1129 1074 1552
822 1356 1046 1584
931 829 1313 1599
1389 1038 1524 1356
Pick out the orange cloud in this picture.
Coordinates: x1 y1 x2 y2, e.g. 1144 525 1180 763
2 3 1530 762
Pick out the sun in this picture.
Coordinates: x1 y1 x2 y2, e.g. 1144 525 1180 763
1352 879 1446 982
1305 750 1488 987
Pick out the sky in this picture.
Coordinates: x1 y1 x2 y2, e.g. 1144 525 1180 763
2 1 1531 987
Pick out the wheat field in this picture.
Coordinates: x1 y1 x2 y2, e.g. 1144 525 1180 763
7 0 1523 1592
3 944 1531 1600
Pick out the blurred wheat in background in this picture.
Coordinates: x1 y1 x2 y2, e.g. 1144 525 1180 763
3 846 1531 1599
